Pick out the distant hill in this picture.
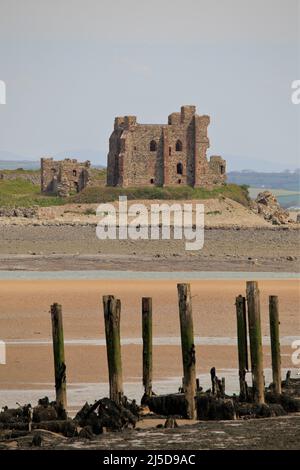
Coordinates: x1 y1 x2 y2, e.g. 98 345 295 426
227 171 300 192
0 148 107 169
0 159 40 170
224 154 299 172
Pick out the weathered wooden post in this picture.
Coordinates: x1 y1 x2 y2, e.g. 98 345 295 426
103 295 123 404
50 303 67 411
221 377 226 398
269 295 282 394
177 283 196 419
210 367 217 395
235 295 249 400
246 281 265 404
142 297 153 397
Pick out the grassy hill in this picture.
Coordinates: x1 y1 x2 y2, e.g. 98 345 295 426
0 174 250 208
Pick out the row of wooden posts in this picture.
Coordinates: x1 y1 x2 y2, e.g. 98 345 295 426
50 281 282 420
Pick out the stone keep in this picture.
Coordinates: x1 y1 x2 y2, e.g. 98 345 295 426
107 105 226 188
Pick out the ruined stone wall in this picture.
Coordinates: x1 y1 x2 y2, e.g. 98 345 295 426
41 158 91 196
123 125 163 186
107 105 227 188
107 127 123 186
208 156 227 184
41 158 60 193
0 171 40 185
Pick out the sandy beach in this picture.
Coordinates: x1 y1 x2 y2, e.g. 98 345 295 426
0 279 299 410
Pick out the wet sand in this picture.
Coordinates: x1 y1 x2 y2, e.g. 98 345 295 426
0 226 299 272
40 415 300 450
2 414 300 450
0 279 299 409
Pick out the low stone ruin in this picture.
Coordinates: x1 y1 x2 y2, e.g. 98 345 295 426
0 171 40 185
0 207 39 218
41 158 91 197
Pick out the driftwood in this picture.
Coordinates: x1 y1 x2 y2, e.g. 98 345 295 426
164 417 178 428
143 393 187 418
282 371 300 397
145 393 236 420
237 402 286 418
210 367 226 398
33 406 58 423
196 395 236 420
0 397 69 438
265 391 300 412
74 397 139 434
145 386 300 422
0 422 29 431
78 425 94 440
33 419 77 437
0 408 22 422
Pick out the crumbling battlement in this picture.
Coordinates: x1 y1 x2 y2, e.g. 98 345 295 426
41 158 91 197
107 105 226 188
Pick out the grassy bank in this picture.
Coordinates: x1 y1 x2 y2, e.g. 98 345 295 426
71 183 250 206
0 179 65 207
0 177 250 208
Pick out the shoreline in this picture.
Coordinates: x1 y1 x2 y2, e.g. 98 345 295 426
0 253 299 272
0 225 299 272
0 269 299 279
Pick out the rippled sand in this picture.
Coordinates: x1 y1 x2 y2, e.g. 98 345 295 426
0 279 299 410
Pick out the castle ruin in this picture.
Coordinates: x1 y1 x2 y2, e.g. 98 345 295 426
41 158 91 197
107 105 226 188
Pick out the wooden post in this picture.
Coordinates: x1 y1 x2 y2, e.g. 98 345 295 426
235 295 249 400
103 295 123 404
221 377 226 398
142 297 153 397
269 296 282 394
177 283 196 419
246 282 265 404
50 303 67 411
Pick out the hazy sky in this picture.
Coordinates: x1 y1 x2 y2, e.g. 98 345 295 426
0 0 299 170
